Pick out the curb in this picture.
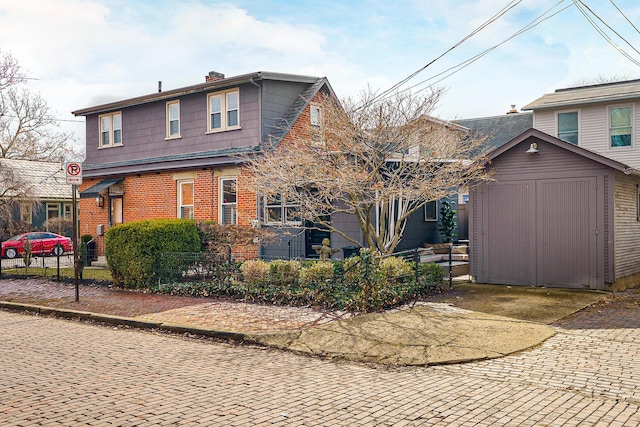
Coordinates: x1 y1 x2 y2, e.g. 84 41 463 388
0 301 248 343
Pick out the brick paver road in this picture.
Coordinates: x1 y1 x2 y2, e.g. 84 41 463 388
1 308 639 426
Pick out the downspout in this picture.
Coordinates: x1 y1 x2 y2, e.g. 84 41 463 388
249 77 264 259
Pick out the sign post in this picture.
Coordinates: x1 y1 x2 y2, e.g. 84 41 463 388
66 163 82 302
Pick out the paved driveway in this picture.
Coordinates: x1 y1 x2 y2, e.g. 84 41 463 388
1 307 639 426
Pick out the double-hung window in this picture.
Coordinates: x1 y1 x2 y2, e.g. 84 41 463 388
166 101 180 138
610 106 633 147
208 90 240 132
310 104 323 146
264 194 301 225
178 180 194 219
99 112 122 147
424 201 437 221
557 111 579 145
220 177 237 224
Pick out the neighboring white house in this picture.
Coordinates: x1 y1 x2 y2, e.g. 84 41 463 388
523 79 640 169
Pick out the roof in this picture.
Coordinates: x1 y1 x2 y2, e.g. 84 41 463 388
455 112 533 150
79 178 123 198
487 128 640 177
72 71 325 116
0 158 72 200
523 79 640 111
266 77 337 147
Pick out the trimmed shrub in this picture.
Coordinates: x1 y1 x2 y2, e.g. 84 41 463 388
268 259 301 287
105 219 201 289
299 262 335 287
240 259 270 286
379 256 413 283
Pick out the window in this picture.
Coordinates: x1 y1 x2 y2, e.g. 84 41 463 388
310 104 323 146
110 197 123 226
166 101 180 138
264 194 301 225
100 112 122 147
610 106 632 147
424 201 437 221
310 105 322 126
558 111 578 145
220 178 237 224
178 180 194 219
207 90 240 132
63 204 72 218
20 205 32 223
637 185 640 222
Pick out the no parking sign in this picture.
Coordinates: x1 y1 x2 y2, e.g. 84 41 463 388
65 162 82 185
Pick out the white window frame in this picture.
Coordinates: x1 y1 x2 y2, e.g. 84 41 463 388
609 104 634 149
99 112 122 148
556 110 580 145
20 204 32 223
310 104 322 126
166 100 181 139
424 201 438 221
207 89 240 133
264 194 301 226
219 177 237 224
637 184 640 222
178 180 194 220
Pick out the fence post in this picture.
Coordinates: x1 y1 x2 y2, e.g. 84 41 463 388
448 244 453 288
413 247 419 283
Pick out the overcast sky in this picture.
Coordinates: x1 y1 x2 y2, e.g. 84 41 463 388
1 0 640 153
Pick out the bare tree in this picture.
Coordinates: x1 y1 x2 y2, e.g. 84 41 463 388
246 89 492 255
0 50 78 161
0 163 37 240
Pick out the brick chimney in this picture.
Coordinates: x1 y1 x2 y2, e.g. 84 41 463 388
506 104 519 114
205 71 225 82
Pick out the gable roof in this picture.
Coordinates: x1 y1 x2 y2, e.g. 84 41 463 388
72 71 326 116
523 79 640 111
0 159 72 199
487 128 640 176
266 77 337 147
455 112 532 151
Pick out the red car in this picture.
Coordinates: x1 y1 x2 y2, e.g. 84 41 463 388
1 232 73 259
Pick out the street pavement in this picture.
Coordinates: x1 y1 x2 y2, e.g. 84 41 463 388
1 299 640 426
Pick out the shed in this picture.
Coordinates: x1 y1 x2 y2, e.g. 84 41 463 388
470 128 640 290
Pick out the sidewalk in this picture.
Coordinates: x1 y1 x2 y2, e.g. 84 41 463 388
0 278 616 366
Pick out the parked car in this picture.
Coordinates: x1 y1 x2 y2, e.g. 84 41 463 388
1 232 73 259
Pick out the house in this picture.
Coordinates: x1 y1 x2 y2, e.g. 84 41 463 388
469 128 640 291
523 79 640 168
0 158 73 235
72 71 339 259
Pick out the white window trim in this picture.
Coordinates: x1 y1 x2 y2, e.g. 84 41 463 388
207 89 241 133
219 177 238 224
177 180 194 220
98 112 123 148
424 201 438 222
608 104 634 149
555 109 580 145
263 195 302 226
166 100 181 140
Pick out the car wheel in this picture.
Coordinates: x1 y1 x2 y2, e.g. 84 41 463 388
5 248 17 259
52 244 64 256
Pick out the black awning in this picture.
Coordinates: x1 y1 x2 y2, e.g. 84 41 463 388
79 178 123 199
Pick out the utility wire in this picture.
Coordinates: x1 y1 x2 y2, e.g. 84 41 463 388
361 0 524 108
572 0 640 67
609 0 640 36
379 0 572 102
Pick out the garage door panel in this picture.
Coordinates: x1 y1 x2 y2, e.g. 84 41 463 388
485 182 534 285
536 178 596 288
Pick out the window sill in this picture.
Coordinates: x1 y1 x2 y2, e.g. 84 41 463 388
165 135 182 141
206 126 242 134
98 143 124 149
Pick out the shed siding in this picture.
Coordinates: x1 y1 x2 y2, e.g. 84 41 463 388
613 171 640 279
533 101 640 168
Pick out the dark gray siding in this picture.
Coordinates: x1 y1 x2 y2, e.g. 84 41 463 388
261 80 311 141
84 83 263 167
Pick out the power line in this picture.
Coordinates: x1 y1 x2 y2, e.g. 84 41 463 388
361 0 525 108
609 0 640 36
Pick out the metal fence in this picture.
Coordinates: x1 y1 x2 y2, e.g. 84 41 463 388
0 251 76 280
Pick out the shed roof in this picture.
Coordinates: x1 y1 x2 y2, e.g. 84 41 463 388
523 79 640 111
0 158 72 200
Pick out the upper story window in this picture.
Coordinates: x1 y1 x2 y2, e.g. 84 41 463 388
557 111 578 145
208 90 240 132
610 106 633 148
264 194 301 225
99 112 122 147
220 177 237 224
310 104 323 146
166 101 180 139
